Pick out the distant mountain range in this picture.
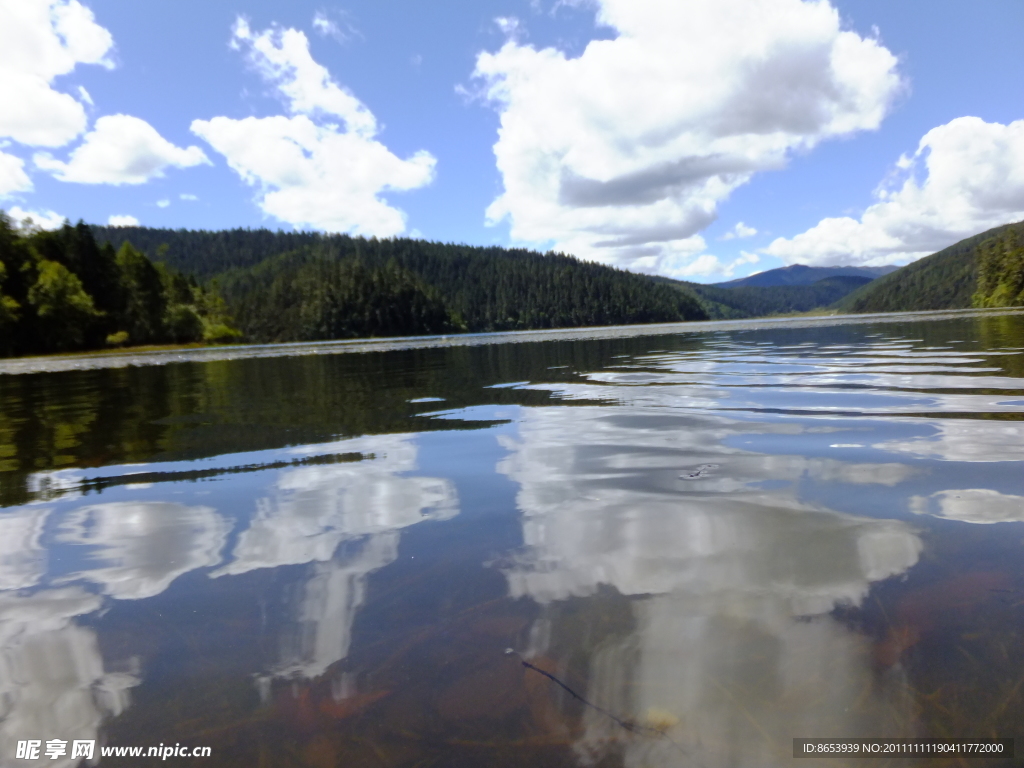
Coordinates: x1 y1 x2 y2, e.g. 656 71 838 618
711 264 897 289
667 274 875 320
687 221 1024 318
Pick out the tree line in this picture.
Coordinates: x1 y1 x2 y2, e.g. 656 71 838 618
0 213 238 357
211 243 708 341
9 215 1023 359
89 225 886 325
973 222 1024 308
835 221 1023 314
88 226 709 336
2 217 710 357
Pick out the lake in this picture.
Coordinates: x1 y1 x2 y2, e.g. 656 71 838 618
1 309 1023 767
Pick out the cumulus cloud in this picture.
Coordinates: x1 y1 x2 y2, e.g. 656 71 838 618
661 249 760 281
0 0 113 148
765 117 1024 266
7 205 65 230
472 0 902 275
666 253 723 279
192 19 435 236
1 2 210 196
107 214 138 226
156 198 169 208
721 221 757 240
0 151 32 197
180 192 197 201
34 114 209 185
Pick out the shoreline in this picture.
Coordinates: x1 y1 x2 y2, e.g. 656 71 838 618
1 306 1021 377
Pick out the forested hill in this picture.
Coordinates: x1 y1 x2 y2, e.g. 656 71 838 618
90 225 882 325
214 241 708 340
835 221 1024 314
88 225 708 342
668 275 873 319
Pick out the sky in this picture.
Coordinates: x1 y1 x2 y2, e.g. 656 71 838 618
1 0 1022 283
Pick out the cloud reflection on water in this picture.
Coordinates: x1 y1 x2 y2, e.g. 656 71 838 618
0 507 49 591
911 488 1024 524
215 434 458 679
498 404 922 765
56 502 229 600
0 589 137 768
0 431 459 756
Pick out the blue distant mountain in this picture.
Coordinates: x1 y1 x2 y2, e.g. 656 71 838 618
711 264 897 289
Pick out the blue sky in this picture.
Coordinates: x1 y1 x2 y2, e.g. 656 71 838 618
1 0 1022 282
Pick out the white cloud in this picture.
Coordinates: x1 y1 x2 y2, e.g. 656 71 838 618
765 117 1024 266
180 192 198 201
156 198 170 208
721 221 757 240
665 253 723 279
34 114 210 185
495 16 524 40
725 250 761 277
7 205 65 230
0 0 113 148
192 19 435 236
231 18 374 134
311 9 360 44
660 249 761 281
107 214 138 226
473 0 902 276
0 151 32 196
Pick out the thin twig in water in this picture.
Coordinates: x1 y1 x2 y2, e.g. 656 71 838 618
504 649 693 759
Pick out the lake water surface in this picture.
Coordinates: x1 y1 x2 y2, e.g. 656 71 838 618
1 311 1023 767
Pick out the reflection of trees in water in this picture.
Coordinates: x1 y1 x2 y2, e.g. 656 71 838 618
4 314 1020 507
0 336 655 506
975 312 1024 378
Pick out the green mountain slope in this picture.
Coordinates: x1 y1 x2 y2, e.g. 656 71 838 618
217 244 708 339
91 224 883 325
973 223 1024 308
662 275 872 319
89 226 709 337
834 222 1022 313
711 264 894 288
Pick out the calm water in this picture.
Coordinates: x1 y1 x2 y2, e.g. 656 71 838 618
1 311 1023 767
